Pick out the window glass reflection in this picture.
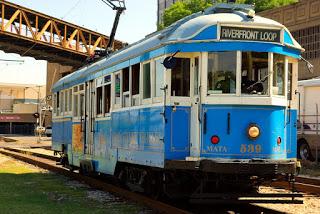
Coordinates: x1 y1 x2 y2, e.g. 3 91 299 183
207 52 237 94
241 52 269 95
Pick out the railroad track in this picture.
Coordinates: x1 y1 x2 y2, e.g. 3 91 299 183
5 147 320 196
271 176 320 195
3 147 320 213
0 148 190 214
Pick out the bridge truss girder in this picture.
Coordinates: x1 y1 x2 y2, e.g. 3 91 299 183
0 0 124 67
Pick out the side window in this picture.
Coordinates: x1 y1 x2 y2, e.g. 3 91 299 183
143 63 151 99
132 64 140 106
115 73 121 105
171 58 190 96
80 93 85 117
53 93 57 115
73 95 79 117
96 86 103 115
78 85 85 117
56 91 60 116
122 67 130 107
64 90 68 113
273 54 285 96
104 84 111 114
60 91 64 115
73 86 78 117
69 89 72 112
155 58 164 98
104 75 112 114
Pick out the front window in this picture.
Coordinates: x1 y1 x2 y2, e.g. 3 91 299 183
273 54 285 96
241 52 269 95
207 52 236 94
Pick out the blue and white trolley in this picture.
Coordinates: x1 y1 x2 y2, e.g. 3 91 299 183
52 3 303 197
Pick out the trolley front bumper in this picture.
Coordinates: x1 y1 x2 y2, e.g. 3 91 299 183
165 159 297 175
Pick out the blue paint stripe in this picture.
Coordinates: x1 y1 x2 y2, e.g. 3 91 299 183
284 30 294 46
192 25 217 40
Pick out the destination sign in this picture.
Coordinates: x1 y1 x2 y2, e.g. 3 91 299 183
220 26 281 43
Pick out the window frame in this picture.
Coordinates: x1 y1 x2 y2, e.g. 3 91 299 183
153 56 166 103
72 84 84 121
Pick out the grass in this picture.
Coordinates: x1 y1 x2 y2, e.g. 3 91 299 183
0 156 143 214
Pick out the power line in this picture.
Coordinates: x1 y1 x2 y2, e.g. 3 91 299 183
61 0 82 19
22 43 37 56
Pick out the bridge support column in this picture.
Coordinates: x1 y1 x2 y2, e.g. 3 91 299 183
45 63 73 127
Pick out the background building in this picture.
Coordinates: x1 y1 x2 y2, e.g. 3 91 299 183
0 54 47 135
259 0 320 79
158 0 180 24
158 0 320 80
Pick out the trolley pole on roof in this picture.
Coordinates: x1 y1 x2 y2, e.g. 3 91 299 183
100 0 126 54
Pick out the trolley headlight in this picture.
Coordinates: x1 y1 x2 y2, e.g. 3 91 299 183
247 124 260 140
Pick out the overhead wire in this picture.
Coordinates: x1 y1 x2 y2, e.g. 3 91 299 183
22 43 37 56
61 0 82 19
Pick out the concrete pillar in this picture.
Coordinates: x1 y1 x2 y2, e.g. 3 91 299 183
46 62 74 126
9 122 12 134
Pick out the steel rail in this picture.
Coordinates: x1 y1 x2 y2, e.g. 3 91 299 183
0 148 190 214
272 179 320 195
2 147 59 161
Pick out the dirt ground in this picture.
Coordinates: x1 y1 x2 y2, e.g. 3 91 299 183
0 135 51 148
255 186 320 214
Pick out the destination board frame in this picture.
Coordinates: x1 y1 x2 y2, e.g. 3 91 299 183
219 25 281 43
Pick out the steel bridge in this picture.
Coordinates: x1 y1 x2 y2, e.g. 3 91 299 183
0 0 124 67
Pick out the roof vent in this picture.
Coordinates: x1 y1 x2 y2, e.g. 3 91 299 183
205 3 255 18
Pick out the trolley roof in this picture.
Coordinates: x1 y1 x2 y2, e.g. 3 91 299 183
53 4 303 92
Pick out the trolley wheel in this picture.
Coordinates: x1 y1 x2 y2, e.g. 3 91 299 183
298 141 312 160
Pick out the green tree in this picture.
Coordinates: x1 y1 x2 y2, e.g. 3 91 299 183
159 0 298 29
160 0 212 29
245 0 298 12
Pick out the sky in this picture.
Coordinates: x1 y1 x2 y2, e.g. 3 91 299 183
0 51 47 86
7 0 158 43
0 0 158 86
